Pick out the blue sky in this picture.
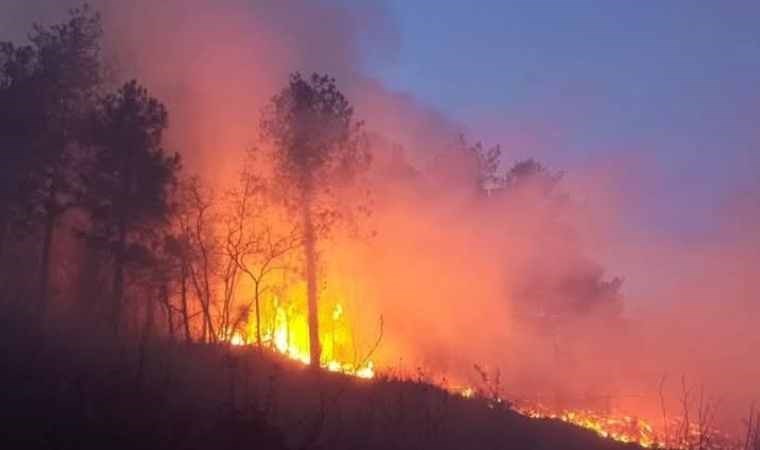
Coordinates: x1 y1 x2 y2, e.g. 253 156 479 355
361 1 760 234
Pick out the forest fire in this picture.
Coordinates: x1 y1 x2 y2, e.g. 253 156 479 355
447 384 666 448
228 305 690 449
228 299 375 379
461 392 736 449
515 405 662 448
2 3 760 450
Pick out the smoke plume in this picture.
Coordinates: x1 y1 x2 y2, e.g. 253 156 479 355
3 0 759 435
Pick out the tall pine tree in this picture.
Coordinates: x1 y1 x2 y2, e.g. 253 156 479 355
260 73 370 367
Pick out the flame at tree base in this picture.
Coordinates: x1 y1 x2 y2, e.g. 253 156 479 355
227 301 375 379
229 330 375 379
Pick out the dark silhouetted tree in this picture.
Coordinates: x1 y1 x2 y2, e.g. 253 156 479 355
0 6 103 311
163 231 195 343
260 73 370 367
174 176 218 343
0 42 38 258
83 80 180 332
505 158 564 195
460 135 503 194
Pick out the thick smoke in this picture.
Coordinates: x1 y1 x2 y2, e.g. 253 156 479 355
3 0 759 435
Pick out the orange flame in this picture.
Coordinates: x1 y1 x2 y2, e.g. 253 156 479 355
514 404 663 448
228 296 374 379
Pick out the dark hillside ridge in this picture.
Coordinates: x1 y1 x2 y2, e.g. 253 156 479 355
0 314 642 450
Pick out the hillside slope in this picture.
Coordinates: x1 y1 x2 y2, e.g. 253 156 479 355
0 315 642 450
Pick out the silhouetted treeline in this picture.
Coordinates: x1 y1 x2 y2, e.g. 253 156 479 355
0 6 180 334
0 6 376 358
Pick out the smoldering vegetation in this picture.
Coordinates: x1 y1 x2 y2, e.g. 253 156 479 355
1 1 759 449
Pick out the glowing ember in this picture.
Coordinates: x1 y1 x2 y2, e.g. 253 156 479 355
515 405 662 448
452 387 667 448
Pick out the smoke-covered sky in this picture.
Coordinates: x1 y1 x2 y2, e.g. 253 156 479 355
4 0 758 237
372 0 760 236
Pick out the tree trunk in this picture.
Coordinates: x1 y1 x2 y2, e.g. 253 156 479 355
0 215 8 293
145 287 155 338
0 214 8 262
188 259 215 343
112 219 127 333
197 247 216 343
38 210 56 315
303 197 321 368
180 261 192 343
203 273 216 342
254 280 262 349
161 283 174 339
136 290 154 392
